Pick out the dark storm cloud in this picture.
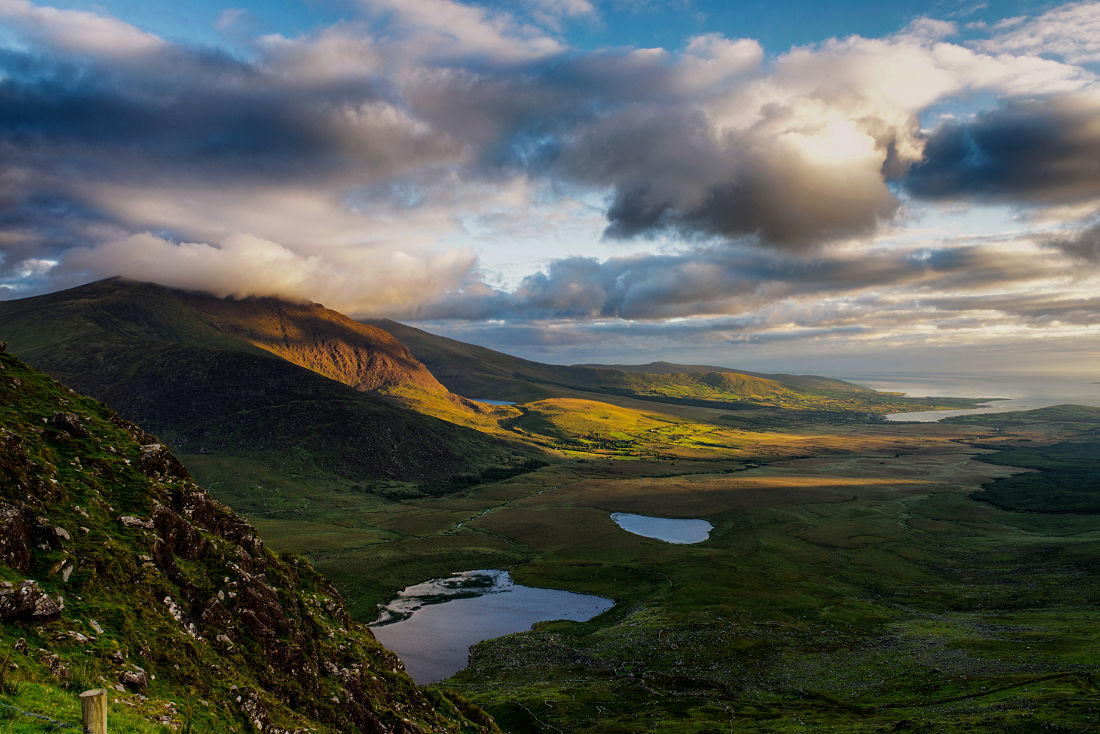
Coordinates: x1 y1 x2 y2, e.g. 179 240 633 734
553 103 901 248
0 48 456 185
906 95 1100 204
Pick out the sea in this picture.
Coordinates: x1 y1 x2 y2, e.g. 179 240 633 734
839 372 1100 422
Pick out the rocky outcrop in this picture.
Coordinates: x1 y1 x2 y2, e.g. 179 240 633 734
152 504 207 560
138 443 190 479
0 503 32 572
48 411 89 438
0 580 62 621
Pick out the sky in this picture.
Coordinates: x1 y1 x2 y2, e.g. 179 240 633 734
2 0 1100 375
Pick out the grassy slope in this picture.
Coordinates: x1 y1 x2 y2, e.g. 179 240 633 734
368 320 983 414
0 280 544 508
0 348 498 733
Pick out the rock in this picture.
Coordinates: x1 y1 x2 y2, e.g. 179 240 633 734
0 581 63 621
120 668 149 689
89 619 104 634
137 443 189 480
54 527 71 542
38 651 71 682
13 638 26 653
237 690 270 732
0 504 32 573
120 515 154 530
162 596 200 639
200 597 231 631
48 412 89 438
152 539 181 580
152 505 207 561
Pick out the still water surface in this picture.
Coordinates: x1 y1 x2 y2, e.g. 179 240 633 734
610 512 713 544
844 373 1100 422
369 569 614 683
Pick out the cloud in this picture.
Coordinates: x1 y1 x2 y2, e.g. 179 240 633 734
524 0 598 31
56 232 477 315
906 92 1100 205
1047 219 1100 261
975 1 1100 64
359 0 563 65
0 0 163 57
215 8 248 33
408 239 1069 322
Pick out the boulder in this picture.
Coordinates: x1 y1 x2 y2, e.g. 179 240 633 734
0 580 62 621
120 668 149 689
0 504 32 572
48 412 89 438
38 651 70 682
137 443 189 480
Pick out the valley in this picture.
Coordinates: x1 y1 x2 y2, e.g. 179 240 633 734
2 279 1098 732
255 421 1100 732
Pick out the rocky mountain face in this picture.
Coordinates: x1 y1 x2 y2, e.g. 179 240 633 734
0 345 499 733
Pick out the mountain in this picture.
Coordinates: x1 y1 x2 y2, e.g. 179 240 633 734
576 361 879 395
0 345 499 732
0 279 542 507
0 277 444 394
367 319 977 414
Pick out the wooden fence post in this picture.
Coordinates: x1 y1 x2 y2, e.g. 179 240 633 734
80 689 107 734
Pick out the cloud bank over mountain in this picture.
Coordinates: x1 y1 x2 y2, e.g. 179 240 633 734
2 0 1100 368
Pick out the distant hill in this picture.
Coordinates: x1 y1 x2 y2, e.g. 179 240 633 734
0 346 498 732
577 361 878 395
367 319 975 414
0 279 541 505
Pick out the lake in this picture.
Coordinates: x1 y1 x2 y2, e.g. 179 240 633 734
471 398 515 405
843 372 1100 422
610 512 713 544
369 569 614 684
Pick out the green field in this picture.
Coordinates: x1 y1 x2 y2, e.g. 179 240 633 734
233 406 1100 732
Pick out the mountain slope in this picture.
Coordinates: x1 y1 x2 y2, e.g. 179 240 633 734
0 345 498 733
0 280 541 503
1 277 444 394
367 319 980 414
578 361 879 395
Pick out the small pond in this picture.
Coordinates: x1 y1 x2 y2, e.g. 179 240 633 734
610 512 713 544
369 569 614 683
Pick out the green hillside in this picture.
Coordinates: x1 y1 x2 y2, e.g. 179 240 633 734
0 346 498 732
369 319 983 414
